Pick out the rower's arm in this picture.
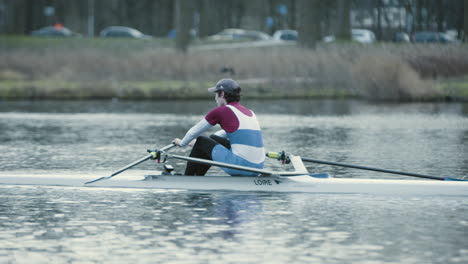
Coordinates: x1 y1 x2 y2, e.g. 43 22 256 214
213 129 227 138
180 119 213 147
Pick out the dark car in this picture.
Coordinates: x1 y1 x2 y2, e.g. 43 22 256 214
393 31 410 42
99 26 152 39
31 25 81 37
412 31 455 43
273 30 298 41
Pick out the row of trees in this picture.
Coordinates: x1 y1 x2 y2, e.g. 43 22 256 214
1 0 467 49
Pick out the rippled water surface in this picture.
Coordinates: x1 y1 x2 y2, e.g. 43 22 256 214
1 100 467 263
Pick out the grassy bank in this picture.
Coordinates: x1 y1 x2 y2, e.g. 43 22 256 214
1 36 467 101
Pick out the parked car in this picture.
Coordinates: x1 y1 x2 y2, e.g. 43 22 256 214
323 29 376 44
393 31 410 42
273 29 298 41
99 26 152 39
207 28 271 41
351 29 376 43
31 25 81 37
322 35 336 43
411 31 456 43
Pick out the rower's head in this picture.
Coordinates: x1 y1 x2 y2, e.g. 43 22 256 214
208 79 241 106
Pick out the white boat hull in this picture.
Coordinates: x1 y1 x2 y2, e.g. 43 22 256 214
1 173 467 196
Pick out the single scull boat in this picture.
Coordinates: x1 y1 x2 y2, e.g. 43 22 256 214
0 153 467 196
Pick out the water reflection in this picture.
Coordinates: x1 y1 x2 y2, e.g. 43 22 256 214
1 185 467 263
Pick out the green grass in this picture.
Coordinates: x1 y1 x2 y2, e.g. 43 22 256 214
0 80 210 100
0 79 357 100
434 78 468 99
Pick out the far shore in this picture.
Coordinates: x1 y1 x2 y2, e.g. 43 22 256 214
1 36 467 101
0 78 357 100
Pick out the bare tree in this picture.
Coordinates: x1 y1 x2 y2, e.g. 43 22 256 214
175 0 193 52
298 0 321 48
464 0 468 42
3 0 467 44
436 0 444 32
375 0 382 41
197 0 210 38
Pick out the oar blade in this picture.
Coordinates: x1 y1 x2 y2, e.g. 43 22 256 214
301 157 465 181
84 155 151 185
443 177 468 181
84 176 108 185
109 155 152 177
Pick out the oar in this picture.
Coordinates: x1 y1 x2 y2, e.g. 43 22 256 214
301 157 466 181
85 143 176 184
166 154 305 176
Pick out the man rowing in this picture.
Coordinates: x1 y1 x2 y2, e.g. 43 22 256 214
172 79 265 176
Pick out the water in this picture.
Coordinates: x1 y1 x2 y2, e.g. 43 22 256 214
1 99 467 263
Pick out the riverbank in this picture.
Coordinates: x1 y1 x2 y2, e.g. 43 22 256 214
0 78 354 100
1 36 467 101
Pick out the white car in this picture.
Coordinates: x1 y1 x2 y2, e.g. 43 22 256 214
100 26 152 39
351 29 376 43
207 28 271 41
323 29 376 44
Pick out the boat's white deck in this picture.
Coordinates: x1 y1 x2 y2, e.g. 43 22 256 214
0 171 467 196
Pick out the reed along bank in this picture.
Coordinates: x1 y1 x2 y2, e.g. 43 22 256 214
1 36 468 101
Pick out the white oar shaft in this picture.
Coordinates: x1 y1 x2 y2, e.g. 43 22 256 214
112 143 176 176
110 155 152 176
167 154 305 176
168 154 271 175
85 143 176 185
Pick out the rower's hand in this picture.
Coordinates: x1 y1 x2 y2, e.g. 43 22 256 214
172 138 196 147
186 139 196 147
172 138 182 147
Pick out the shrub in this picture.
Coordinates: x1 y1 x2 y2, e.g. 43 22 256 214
352 55 441 101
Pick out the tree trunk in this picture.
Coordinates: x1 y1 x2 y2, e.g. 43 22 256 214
436 0 444 32
298 0 321 48
416 0 423 31
289 0 296 29
175 0 193 52
425 0 431 30
464 0 468 42
336 0 350 40
198 0 208 38
376 0 382 41
13 0 26 34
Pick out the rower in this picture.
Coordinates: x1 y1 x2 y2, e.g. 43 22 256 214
172 79 265 176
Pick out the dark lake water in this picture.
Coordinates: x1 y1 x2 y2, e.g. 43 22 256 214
0 99 467 263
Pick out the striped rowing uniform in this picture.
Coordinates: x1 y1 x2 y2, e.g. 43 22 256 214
180 102 265 176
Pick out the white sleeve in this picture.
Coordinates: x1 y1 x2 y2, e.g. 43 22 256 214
180 119 213 146
213 129 227 138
